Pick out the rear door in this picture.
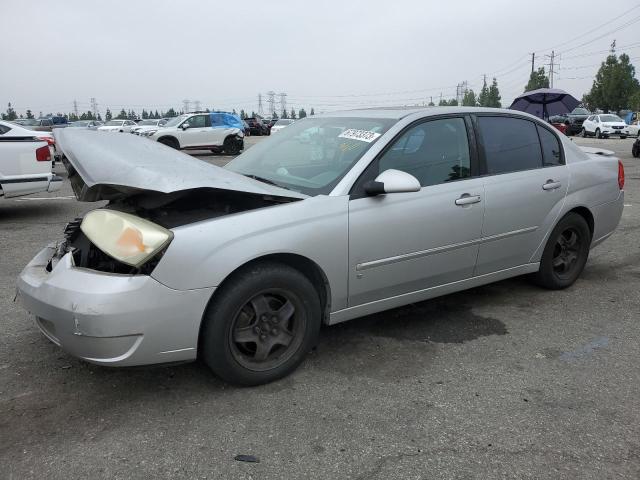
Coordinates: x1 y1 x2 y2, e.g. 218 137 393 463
474 115 568 275
347 116 485 306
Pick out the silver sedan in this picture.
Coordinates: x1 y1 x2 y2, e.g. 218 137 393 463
17 108 625 385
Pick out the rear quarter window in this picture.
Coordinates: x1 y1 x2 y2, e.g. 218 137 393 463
477 116 543 174
537 125 564 167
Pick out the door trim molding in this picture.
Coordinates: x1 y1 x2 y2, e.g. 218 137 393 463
356 226 537 271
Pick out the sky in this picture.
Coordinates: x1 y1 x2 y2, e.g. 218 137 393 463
1 0 639 117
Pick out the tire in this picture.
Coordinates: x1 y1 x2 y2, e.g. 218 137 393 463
581 128 587 138
632 143 640 158
223 136 242 155
596 128 601 139
620 135 627 140
200 262 321 386
158 137 179 149
532 213 592 290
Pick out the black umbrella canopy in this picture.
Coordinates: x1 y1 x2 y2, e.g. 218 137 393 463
509 88 580 119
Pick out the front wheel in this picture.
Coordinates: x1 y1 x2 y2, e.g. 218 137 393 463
200 262 321 386
581 128 587 138
596 128 602 139
632 143 640 158
532 213 591 290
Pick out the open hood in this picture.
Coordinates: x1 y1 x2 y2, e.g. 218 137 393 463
53 129 307 202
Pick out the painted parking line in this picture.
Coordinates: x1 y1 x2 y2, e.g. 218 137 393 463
624 204 632 207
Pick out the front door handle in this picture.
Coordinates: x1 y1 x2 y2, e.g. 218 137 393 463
455 194 481 206
542 180 562 191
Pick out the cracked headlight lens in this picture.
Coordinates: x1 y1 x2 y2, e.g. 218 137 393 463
80 209 173 267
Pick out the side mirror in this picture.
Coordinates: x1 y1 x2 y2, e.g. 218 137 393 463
181 122 190 130
364 169 421 196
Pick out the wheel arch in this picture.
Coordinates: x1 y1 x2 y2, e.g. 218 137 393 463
196 253 332 355
567 206 594 237
156 135 180 148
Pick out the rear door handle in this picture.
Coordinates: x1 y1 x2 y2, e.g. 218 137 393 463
455 194 481 206
542 180 562 191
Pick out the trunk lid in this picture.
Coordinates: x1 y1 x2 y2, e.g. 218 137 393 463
53 128 306 202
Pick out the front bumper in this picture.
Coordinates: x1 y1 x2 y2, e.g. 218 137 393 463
17 245 215 366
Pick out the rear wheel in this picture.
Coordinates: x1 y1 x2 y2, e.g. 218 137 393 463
532 213 591 290
596 128 602 139
632 142 640 158
158 137 179 149
581 128 587 138
200 262 321 386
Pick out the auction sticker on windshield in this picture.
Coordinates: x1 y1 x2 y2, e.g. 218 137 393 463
338 129 382 143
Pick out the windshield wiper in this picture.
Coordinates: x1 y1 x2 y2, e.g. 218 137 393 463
243 174 289 190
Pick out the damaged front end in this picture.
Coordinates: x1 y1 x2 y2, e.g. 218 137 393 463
49 127 306 276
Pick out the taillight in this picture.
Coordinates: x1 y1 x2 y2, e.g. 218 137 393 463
35 145 51 162
618 160 625 190
37 136 55 146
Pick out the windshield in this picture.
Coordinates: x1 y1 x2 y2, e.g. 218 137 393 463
163 115 189 128
600 114 622 122
275 119 294 126
138 119 158 126
18 119 38 126
225 116 395 196
105 120 123 126
572 108 590 115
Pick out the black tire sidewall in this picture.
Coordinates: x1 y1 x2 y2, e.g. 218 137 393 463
201 262 321 386
534 213 591 289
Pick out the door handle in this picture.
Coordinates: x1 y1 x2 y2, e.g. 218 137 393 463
542 180 561 191
455 194 481 206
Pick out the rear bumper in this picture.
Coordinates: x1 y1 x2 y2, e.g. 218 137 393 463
591 190 624 248
17 245 215 366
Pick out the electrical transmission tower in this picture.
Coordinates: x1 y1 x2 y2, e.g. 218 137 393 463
279 92 287 117
182 99 191 113
193 100 201 112
545 51 559 88
90 97 98 118
266 91 276 118
258 93 264 115
73 100 79 118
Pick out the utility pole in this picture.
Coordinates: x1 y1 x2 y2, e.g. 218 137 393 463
530 52 535 74
258 93 264 115
439 92 443 105
90 97 98 119
610 39 616 54
279 92 287 117
73 100 79 118
182 99 190 114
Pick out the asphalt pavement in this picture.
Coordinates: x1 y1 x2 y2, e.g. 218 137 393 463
1 135 639 479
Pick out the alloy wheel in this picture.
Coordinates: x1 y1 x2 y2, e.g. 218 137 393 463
552 227 582 278
229 290 306 372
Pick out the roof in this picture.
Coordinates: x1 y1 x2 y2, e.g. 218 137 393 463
315 106 535 120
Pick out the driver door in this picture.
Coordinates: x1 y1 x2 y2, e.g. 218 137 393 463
347 116 484 307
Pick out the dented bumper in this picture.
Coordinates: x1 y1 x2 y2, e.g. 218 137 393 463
16 245 215 366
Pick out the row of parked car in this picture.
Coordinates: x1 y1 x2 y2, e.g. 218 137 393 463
549 109 640 139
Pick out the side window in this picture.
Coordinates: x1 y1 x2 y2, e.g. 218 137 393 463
537 125 563 167
42 119 53 126
0 124 10 134
477 117 542 174
188 115 207 128
377 117 471 187
595 116 600 123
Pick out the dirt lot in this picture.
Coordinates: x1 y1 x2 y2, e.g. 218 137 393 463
1 135 639 479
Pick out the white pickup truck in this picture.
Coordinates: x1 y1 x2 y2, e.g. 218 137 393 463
0 120 62 198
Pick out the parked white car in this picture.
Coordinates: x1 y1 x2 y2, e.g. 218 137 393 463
131 119 167 136
581 114 628 139
97 119 137 133
270 118 295 133
0 120 62 198
624 120 639 137
148 112 244 155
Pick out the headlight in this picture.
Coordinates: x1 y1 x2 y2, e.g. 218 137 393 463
144 130 158 137
80 209 173 267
